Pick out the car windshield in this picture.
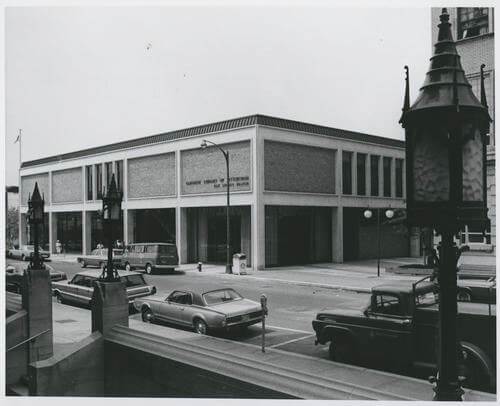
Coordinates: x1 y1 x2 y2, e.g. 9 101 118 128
416 291 439 306
120 275 146 287
203 289 242 305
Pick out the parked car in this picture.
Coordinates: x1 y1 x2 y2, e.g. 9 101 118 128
122 242 179 274
457 277 496 304
312 279 496 392
52 269 156 307
77 248 123 269
9 244 50 261
6 263 67 293
134 287 263 334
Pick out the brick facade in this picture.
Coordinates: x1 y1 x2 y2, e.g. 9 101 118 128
21 173 49 205
52 168 83 203
181 141 251 195
264 140 336 194
128 153 176 198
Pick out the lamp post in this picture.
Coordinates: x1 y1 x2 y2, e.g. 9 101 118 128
363 208 394 277
27 182 45 270
201 139 232 274
400 9 490 401
100 174 122 282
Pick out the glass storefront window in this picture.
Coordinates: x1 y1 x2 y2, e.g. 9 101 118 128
357 153 366 195
370 155 380 196
383 157 392 197
86 165 93 200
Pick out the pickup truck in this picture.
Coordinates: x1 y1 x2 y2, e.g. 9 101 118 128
312 279 496 392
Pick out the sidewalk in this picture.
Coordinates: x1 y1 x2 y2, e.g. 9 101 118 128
179 259 424 294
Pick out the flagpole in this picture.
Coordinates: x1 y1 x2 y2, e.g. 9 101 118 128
17 129 22 246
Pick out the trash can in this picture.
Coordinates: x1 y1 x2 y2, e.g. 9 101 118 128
232 253 247 275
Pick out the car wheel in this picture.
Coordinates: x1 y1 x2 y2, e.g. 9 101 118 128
457 289 472 302
145 263 153 275
54 292 65 304
142 308 153 323
125 262 131 272
329 338 356 364
80 260 87 268
193 319 208 335
461 350 490 391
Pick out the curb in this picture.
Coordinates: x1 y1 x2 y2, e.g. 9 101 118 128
203 272 373 294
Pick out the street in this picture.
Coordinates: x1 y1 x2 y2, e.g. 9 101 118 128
8 258 369 360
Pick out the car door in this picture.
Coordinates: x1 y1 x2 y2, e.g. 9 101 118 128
63 275 85 303
159 291 189 325
77 276 95 305
179 292 197 325
364 293 414 370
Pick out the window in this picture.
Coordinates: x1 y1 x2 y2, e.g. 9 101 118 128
115 160 123 191
96 164 103 199
105 162 113 189
357 153 366 195
374 294 402 316
203 289 243 305
120 275 146 287
71 275 86 286
458 8 489 39
383 157 392 197
168 291 192 305
342 151 353 195
370 155 380 196
396 159 403 197
86 165 93 200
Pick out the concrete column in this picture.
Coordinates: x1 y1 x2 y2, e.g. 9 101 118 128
91 281 128 337
337 148 343 195
22 267 53 363
352 152 357 196
48 212 53 254
378 156 383 197
391 157 396 198
123 209 128 246
241 207 251 267
84 211 92 254
127 210 135 243
332 206 343 263
175 207 182 262
179 207 188 264
51 213 58 253
198 208 208 262
366 154 372 196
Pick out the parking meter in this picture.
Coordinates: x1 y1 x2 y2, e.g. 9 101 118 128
260 294 267 353
260 294 268 316
198 262 202 272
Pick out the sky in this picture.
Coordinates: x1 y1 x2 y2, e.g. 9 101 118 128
5 2 433 186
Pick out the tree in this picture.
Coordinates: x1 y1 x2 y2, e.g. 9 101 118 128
6 207 19 247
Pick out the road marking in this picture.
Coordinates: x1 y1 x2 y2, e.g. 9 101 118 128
269 334 316 348
266 324 313 334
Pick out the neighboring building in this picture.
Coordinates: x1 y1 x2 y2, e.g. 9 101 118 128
431 7 495 252
19 114 407 269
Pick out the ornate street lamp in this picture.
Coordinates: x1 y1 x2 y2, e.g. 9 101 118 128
100 174 122 282
400 9 490 401
363 208 394 277
27 182 45 270
201 139 232 274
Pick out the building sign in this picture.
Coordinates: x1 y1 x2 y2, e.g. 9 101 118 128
181 141 251 195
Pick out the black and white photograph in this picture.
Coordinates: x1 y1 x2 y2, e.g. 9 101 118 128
3 0 497 402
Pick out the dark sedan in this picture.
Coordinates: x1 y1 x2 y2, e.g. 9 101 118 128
6 263 67 293
457 277 496 304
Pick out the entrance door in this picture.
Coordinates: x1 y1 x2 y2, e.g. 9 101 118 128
278 214 310 265
207 214 241 263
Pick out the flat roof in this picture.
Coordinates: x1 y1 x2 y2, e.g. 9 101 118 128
21 114 405 169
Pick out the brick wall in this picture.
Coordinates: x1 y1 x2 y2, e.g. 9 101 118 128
181 141 251 195
128 153 176 198
52 168 83 203
264 140 335 194
21 173 49 205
